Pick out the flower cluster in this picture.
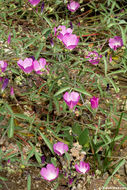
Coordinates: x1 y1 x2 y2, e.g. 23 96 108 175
40 141 90 181
17 57 48 74
54 25 79 50
86 51 102 65
63 91 99 110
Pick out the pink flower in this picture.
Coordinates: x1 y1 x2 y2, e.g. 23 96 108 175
54 25 73 41
62 33 79 50
17 58 33 73
10 87 14 97
7 34 11 45
63 91 80 110
28 0 40 6
90 96 99 109
0 61 8 72
33 58 47 74
40 164 59 181
109 55 112 63
67 1 80 12
53 142 69 156
86 51 102 65
75 161 90 174
109 36 123 50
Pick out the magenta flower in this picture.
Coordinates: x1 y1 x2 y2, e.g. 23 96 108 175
86 51 102 65
40 164 59 181
33 58 47 74
17 58 33 73
0 77 3 82
53 142 69 156
75 161 90 174
28 0 40 6
62 33 79 50
90 96 99 109
109 36 123 50
50 38 54 47
54 25 73 41
1 78 9 92
41 155 45 164
0 61 8 72
63 91 80 110
10 87 14 97
67 1 80 12
68 178 74 185
109 55 112 63
7 34 11 45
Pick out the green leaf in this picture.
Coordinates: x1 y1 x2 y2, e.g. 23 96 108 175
51 157 57 167
26 148 35 162
10 68 20 75
53 97 60 113
41 28 51 36
8 117 14 138
38 130 54 154
54 86 71 96
0 176 8 181
72 123 82 136
79 128 89 146
104 159 126 188
43 16 52 28
35 43 44 60
103 56 107 76
14 113 30 121
119 25 126 46
65 151 71 165
73 87 91 96
108 69 126 76
35 151 41 164
24 38 36 49
4 103 13 115
27 175 31 190
107 77 119 93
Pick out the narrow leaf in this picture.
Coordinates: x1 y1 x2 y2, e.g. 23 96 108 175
73 87 91 96
54 86 71 96
8 117 14 138
27 175 31 190
38 130 54 154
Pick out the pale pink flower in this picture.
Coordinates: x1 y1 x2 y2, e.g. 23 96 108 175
109 36 123 50
54 25 73 41
28 0 40 6
0 61 8 72
109 55 112 63
40 164 59 181
86 51 102 65
63 91 80 110
17 58 33 73
75 161 90 174
62 33 79 50
53 142 69 156
90 96 99 109
67 1 80 12
10 87 14 97
33 58 47 74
